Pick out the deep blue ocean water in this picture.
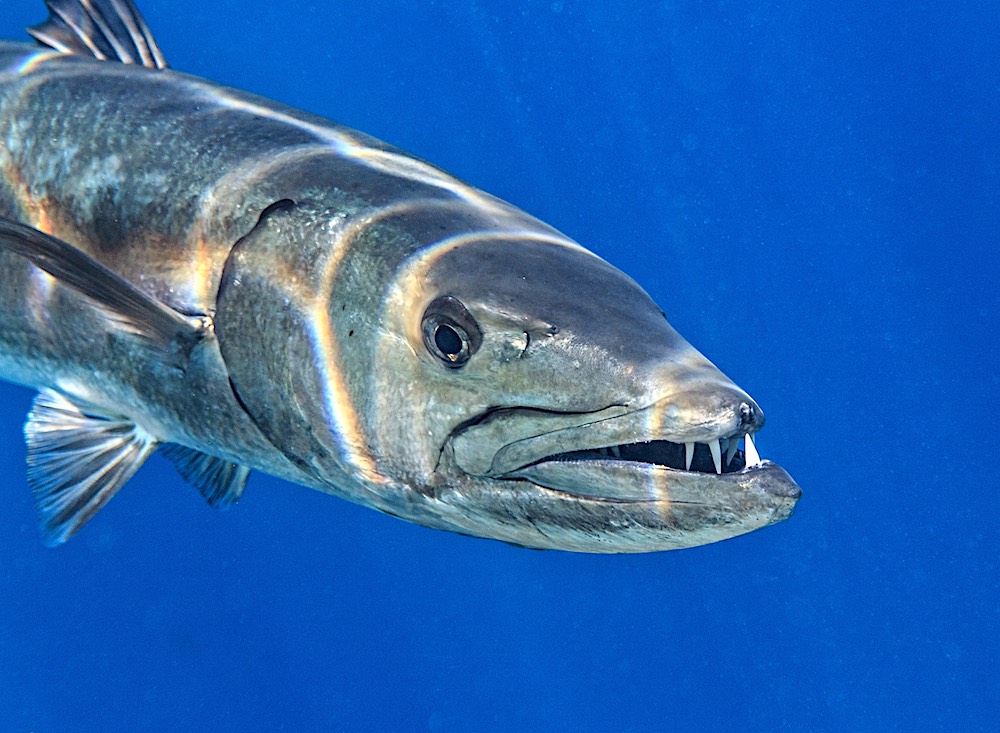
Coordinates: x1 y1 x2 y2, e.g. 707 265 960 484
1 1 996 730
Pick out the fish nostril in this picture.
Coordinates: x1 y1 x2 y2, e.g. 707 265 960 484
739 402 760 428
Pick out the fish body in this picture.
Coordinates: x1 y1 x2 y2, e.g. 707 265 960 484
0 0 799 551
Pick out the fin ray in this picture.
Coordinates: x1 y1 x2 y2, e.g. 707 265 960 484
25 390 157 545
28 0 167 69
161 444 249 507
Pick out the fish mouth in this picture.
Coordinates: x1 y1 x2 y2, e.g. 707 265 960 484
438 397 801 552
453 408 777 499
449 397 769 484
506 431 801 508
529 427 760 477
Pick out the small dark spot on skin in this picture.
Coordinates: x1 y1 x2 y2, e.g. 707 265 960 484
349 330 354 337
341 304 346 311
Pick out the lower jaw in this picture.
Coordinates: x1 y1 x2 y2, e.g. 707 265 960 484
434 463 800 553
509 457 797 503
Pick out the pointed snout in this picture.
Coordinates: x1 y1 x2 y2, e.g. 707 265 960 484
646 367 765 444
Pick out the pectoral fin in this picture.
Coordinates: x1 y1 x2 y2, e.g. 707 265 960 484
0 218 205 358
161 444 249 507
24 390 157 546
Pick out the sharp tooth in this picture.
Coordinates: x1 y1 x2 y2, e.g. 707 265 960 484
744 432 761 467
709 439 722 474
725 436 739 465
610 445 621 458
685 442 695 471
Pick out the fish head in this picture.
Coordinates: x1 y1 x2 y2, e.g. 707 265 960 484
372 235 802 552
216 201 799 552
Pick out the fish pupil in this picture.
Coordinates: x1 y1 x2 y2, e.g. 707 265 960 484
435 324 463 357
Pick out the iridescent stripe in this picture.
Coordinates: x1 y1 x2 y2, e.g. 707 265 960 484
12 50 65 76
198 86 525 214
304 213 383 485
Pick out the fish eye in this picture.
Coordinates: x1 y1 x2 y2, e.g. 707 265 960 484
421 296 482 368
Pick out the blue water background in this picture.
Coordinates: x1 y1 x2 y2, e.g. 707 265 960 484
1 1 996 730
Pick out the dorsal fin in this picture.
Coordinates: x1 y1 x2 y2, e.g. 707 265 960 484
27 0 167 69
25 390 158 546
160 444 249 508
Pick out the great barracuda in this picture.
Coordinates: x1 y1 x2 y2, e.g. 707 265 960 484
0 0 800 552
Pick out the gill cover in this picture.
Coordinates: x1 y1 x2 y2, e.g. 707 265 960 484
216 200 365 486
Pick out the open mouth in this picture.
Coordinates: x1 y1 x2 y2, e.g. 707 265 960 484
448 399 770 484
440 401 799 550
538 432 763 475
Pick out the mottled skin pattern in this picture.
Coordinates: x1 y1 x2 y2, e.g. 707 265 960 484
0 37 799 552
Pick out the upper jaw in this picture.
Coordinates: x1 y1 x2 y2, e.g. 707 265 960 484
449 385 766 480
